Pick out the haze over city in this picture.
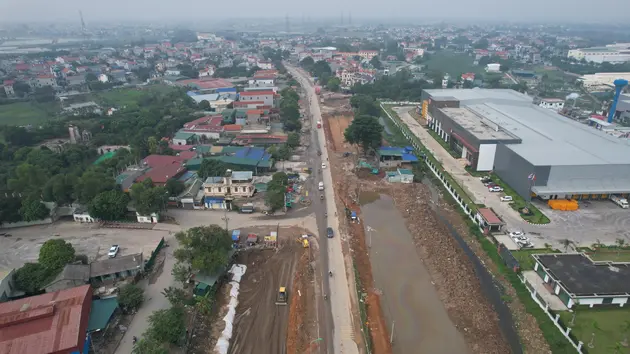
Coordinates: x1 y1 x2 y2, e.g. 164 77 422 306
2 0 630 23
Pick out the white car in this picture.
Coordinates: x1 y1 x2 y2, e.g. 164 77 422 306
489 186 503 192
517 240 534 249
321 163 327 169
108 245 120 258
500 196 513 202
509 231 525 238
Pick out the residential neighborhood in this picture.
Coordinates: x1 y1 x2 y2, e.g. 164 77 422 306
1 13 630 354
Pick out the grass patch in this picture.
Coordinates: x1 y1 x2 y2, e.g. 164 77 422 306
94 85 176 107
464 165 488 178
558 307 630 354
512 248 559 270
425 128 459 158
586 250 630 262
0 101 60 126
488 176 551 224
423 50 483 76
353 262 373 353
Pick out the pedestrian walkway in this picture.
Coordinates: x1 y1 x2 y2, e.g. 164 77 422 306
393 107 526 229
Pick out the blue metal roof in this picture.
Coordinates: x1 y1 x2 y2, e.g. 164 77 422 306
401 153 418 162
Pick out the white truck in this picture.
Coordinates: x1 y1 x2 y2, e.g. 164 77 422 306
318 181 324 191
611 195 629 209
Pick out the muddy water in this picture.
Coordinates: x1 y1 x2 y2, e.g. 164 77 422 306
362 194 469 354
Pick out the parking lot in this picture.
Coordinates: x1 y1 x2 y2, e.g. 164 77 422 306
0 222 168 270
395 106 630 250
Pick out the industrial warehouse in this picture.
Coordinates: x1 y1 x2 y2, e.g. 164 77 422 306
421 88 630 201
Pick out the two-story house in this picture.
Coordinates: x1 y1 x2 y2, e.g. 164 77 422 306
203 170 255 209
239 90 275 107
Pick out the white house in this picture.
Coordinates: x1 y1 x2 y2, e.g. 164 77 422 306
73 209 96 223
165 69 181 76
539 98 565 111
239 90 275 106
136 212 159 224
203 171 256 199
486 63 501 73
256 61 274 70
248 78 275 87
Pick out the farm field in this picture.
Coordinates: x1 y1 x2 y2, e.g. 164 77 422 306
423 51 482 76
0 101 59 126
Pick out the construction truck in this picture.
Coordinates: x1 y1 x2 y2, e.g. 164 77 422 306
276 287 288 305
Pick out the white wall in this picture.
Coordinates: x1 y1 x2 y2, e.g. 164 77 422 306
577 298 603 307
477 144 497 171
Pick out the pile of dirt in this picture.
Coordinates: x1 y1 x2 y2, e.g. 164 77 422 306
436 194 552 353
387 183 510 353
389 182 550 353
286 251 310 354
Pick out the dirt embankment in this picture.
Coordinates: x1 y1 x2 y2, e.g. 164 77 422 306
286 250 313 354
323 115 393 354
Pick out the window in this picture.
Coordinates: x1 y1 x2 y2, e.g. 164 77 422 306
217 187 222 192
602 297 614 304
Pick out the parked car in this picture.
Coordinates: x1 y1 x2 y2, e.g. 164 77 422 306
483 181 496 187
500 196 513 202
108 245 120 258
512 235 530 242
326 227 334 238
517 241 534 249
489 186 503 192
480 176 492 183
321 162 327 169
509 231 525 238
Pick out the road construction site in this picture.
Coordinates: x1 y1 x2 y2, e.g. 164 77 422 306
317 93 543 353
206 226 319 354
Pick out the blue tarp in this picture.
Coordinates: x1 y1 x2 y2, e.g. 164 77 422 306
401 153 419 162
351 211 357 219
232 229 241 241
235 147 266 161
217 87 237 93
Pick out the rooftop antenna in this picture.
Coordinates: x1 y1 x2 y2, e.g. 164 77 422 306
285 14 290 33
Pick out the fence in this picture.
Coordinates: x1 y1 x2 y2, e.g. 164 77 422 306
517 273 585 353
144 237 166 271
380 102 478 224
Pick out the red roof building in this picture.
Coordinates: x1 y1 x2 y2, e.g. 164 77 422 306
222 124 243 132
142 154 186 168
136 163 186 185
0 285 92 354
176 78 233 90
182 116 223 133
169 144 194 151
239 90 275 97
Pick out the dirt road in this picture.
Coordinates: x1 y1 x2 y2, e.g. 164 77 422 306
229 246 300 354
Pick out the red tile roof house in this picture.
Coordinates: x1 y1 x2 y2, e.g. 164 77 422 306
136 162 186 186
0 285 92 354
182 116 224 140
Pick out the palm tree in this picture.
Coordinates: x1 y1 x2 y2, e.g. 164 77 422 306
561 239 574 253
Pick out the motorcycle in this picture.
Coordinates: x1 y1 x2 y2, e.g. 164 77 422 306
329 271 333 277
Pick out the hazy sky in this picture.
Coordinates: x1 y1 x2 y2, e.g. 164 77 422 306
1 0 630 23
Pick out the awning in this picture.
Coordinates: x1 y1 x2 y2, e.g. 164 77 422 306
87 298 119 332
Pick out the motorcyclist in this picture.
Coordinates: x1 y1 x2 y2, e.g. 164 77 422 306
132 336 138 344
329 271 333 277
324 212 327 217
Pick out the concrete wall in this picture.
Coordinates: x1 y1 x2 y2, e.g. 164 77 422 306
477 144 497 171
494 144 551 199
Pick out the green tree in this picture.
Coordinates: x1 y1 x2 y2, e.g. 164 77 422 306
344 115 384 154
300 56 315 68
197 159 228 180
14 263 46 294
7 163 49 198
310 60 332 78
166 179 185 197
280 87 300 102
42 174 78 205
118 284 144 312
147 136 159 155
132 338 169 354
474 38 489 49
370 56 383 70
173 225 233 274
286 132 300 148
0 197 22 225
162 286 191 307
326 77 341 92
199 100 211 110
86 73 98 82
19 199 50 221
75 170 116 204
38 239 76 273
88 190 130 221
130 179 168 216
265 172 288 211
146 306 186 345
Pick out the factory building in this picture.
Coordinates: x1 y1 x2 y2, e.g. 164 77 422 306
421 89 630 201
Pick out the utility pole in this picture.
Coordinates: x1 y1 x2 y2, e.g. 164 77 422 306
222 207 230 231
